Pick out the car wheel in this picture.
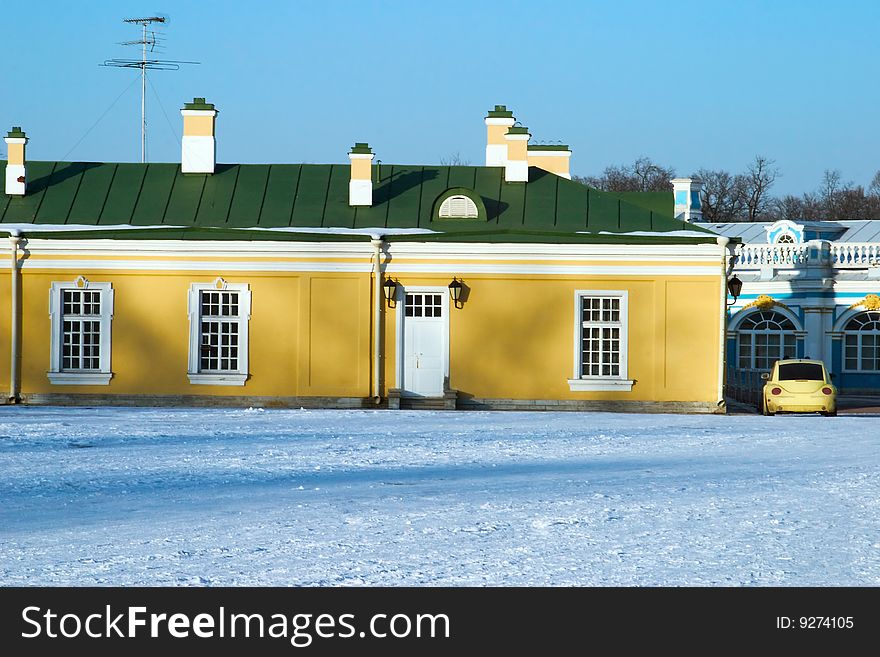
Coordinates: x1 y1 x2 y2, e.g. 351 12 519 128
822 410 837 417
761 398 774 416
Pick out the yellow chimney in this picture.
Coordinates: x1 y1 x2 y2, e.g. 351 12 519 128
181 97 217 174
527 144 572 179
4 126 28 195
485 105 515 167
349 142 374 206
503 125 530 182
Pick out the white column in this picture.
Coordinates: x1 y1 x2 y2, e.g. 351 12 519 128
802 308 825 361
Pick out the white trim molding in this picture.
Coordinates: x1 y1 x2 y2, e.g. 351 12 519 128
569 289 633 393
567 378 635 392
187 373 248 386
47 277 114 385
15 237 723 261
47 372 113 385
187 278 251 386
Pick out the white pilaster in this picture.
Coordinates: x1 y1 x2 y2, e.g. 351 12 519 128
802 308 825 361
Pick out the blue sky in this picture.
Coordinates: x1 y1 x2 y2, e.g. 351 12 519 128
3 0 879 195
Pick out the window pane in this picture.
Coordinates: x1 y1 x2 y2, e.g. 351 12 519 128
580 296 623 379
59 311 102 371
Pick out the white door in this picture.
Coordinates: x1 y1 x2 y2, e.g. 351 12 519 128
400 290 447 397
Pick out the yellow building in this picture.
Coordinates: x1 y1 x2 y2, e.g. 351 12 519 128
1 102 730 412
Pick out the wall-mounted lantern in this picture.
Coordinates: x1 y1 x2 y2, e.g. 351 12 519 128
382 278 398 307
726 274 743 308
448 278 464 309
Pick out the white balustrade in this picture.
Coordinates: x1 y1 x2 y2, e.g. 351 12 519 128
830 243 880 268
735 242 880 270
734 243 810 268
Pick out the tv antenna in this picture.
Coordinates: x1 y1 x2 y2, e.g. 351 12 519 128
102 15 198 162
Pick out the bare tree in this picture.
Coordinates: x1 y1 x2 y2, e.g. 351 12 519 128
744 156 779 222
631 157 676 191
869 170 880 197
772 195 807 222
697 168 746 222
818 169 845 218
575 156 675 192
440 152 471 166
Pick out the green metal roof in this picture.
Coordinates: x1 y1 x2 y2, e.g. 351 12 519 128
616 191 673 218
0 161 718 243
6 127 26 139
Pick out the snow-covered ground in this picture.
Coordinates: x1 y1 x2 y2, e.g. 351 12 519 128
1 407 878 586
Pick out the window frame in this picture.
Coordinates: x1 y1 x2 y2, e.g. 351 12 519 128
47 278 114 385
187 280 251 385
736 309 797 371
843 311 880 373
568 290 634 392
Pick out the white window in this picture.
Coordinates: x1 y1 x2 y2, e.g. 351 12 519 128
187 279 251 385
568 290 633 391
737 310 796 370
438 195 479 219
844 311 880 371
48 277 114 385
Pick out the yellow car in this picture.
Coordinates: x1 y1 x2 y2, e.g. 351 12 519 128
760 359 837 416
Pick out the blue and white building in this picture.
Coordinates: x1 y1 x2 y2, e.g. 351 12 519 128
697 216 880 393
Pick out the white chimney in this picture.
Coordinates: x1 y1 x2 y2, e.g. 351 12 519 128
181 97 217 174
484 105 515 167
671 177 703 222
503 125 530 183
348 142 374 206
4 127 28 196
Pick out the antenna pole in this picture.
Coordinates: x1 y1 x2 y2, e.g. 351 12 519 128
102 16 198 163
141 22 147 163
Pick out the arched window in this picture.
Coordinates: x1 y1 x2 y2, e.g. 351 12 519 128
737 310 797 370
775 233 795 244
438 195 478 219
844 311 880 371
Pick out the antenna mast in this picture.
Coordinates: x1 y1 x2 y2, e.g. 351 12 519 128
102 16 198 163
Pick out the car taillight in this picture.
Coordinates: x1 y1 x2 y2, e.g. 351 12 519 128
771 387 782 396
822 387 833 395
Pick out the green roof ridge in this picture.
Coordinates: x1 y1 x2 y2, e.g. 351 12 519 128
528 144 569 151
183 97 215 111
506 126 529 135
486 104 514 118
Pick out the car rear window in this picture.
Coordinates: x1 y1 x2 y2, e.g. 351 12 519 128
777 363 824 381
